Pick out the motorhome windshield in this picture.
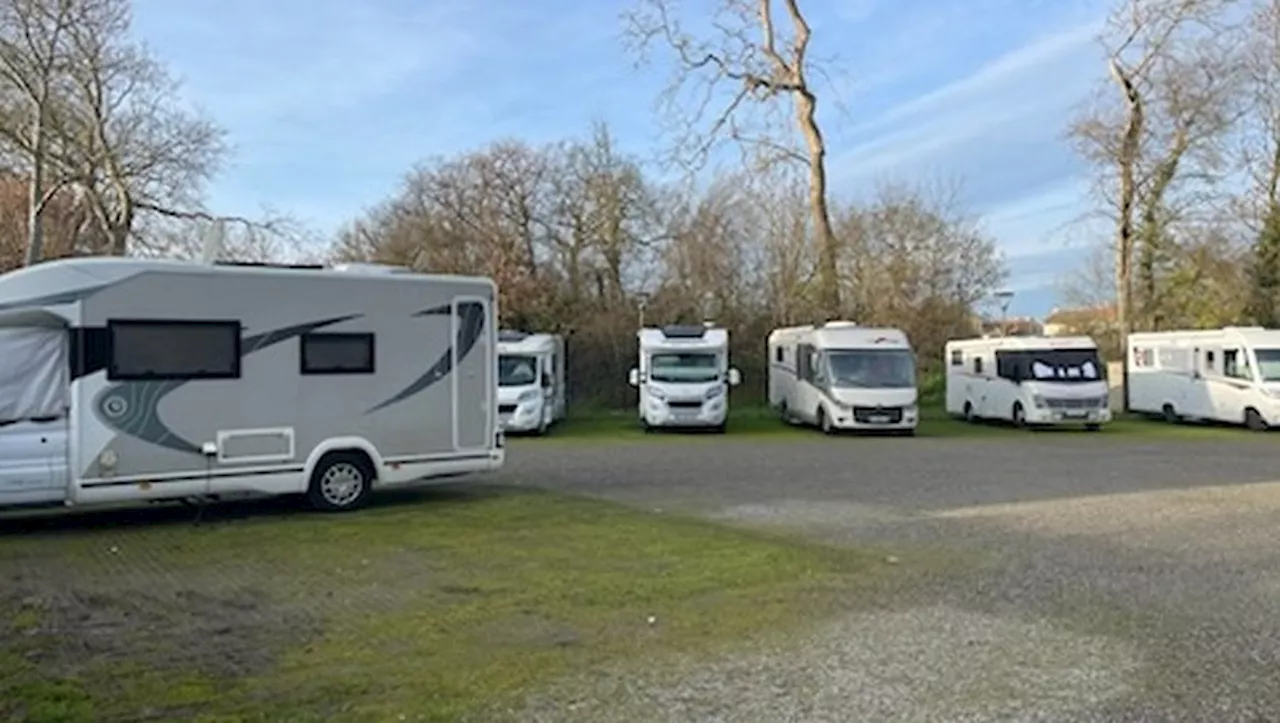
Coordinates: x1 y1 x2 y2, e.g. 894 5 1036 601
498 354 538 387
1255 348 1280 382
997 348 1103 383
825 348 915 389
649 352 719 383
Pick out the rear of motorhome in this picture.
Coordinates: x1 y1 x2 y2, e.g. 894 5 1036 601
768 322 918 435
945 335 1111 429
627 324 741 432
496 330 566 435
1127 326 1280 430
0 257 504 515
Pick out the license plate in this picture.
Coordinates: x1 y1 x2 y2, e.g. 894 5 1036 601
869 415 890 423
1062 411 1086 419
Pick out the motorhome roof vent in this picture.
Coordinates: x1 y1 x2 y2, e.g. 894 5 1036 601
816 320 857 328
661 324 707 339
498 329 529 342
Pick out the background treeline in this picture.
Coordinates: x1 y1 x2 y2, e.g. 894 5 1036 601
8 0 1280 408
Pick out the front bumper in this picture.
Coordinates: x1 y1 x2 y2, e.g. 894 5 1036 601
498 401 544 432
644 397 727 427
1027 407 1112 425
827 405 918 430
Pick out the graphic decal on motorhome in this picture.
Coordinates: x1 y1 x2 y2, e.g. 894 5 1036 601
365 301 486 414
94 315 362 454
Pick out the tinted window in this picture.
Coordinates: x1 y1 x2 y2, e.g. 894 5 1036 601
108 320 240 381
301 333 375 375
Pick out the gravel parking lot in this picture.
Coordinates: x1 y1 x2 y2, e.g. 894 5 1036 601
498 435 1280 722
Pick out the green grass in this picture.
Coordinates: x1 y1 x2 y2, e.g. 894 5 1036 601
0 488 884 722
526 402 1273 443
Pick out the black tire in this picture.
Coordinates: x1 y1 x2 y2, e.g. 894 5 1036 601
1162 404 1179 424
306 452 374 512
1245 408 1268 432
963 401 974 423
1084 423 1101 432
1012 402 1027 428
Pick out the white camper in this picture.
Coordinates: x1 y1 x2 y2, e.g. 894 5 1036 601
0 257 504 515
945 335 1111 429
627 324 741 432
767 322 919 435
496 330 566 435
1127 326 1280 430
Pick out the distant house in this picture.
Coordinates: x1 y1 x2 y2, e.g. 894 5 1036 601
1043 304 1117 337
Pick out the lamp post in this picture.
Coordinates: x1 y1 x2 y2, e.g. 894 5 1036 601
993 290 1014 336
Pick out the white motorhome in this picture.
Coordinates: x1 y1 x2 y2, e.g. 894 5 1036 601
627 324 741 432
1127 326 1280 430
0 257 504 515
945 335 1111 430
496 330 566 435
768 322 918 435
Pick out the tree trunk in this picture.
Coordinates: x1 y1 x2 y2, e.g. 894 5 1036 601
24 108 46 266
795 87 840 317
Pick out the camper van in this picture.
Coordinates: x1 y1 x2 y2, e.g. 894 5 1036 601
627 324 741 432
496 330 566 435
767 322 919 435
1127 326 1280 430
945 335 1111 429
0 257 504 515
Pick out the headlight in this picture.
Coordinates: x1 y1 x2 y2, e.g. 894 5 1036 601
518 389 540 403
705 385 724 400
648 387 667 400
1096 395 1110 407
904 404 918 415
1263 388 1280 399
1032 395 1047 408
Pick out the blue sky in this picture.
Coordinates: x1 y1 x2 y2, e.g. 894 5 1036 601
131 0 1115 319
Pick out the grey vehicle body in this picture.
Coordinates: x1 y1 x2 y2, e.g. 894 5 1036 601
0 257 504 514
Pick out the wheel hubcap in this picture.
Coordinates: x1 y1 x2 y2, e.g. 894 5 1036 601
320 463 365 506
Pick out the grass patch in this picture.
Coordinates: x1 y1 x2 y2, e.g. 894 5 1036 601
528 403 1271 443
0 488 880 722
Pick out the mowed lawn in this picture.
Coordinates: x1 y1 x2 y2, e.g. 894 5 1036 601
0 487 884 723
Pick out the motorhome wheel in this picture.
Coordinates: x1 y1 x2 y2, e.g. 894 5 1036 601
1245 408 1268 432
962 401 974 422
1012 402 1027 428
818 407 834 435
1161 404 1180 423
307 452 374 512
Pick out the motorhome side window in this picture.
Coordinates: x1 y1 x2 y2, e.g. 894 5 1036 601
973 357 983 375
1223 349 1249 379
796 344 811 380
107 320 241 381
300 332 375 375
950 349 962 366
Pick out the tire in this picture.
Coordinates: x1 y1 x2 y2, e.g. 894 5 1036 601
818 407 835 435
306 452 374 512
1162 404 1179 424
1084 423 1101 432
963 401 974 423
1012 402 1027 428
712 422 727 434
1245 408 1268 432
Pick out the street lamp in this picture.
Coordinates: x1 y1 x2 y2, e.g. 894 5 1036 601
993 289 1014 336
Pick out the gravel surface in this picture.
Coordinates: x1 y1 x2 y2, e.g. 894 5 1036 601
494 434 1280 722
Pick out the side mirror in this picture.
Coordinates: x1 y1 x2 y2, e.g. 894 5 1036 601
728 368 742 387
628 368 639 386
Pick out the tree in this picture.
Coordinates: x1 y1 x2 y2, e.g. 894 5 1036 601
1069 0 1239 345
0 0 79 264
622 0 843 315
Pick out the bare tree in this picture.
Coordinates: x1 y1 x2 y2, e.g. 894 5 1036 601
1240 0 1280 323
0 0 78 264
622 0 843 315
1069 0 1238 350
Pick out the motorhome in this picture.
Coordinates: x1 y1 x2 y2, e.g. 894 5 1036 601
0 257 504 515
627 324 741 432
1127 326 1280 430
945 335 1111 430
767 322 919 435
496 330 566 435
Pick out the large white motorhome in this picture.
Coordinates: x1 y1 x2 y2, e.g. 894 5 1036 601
0 257 504 515
496 330 566 435
945 335 1111 430
1127 326 1280 430
767 322 919 435
627 324 741 432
